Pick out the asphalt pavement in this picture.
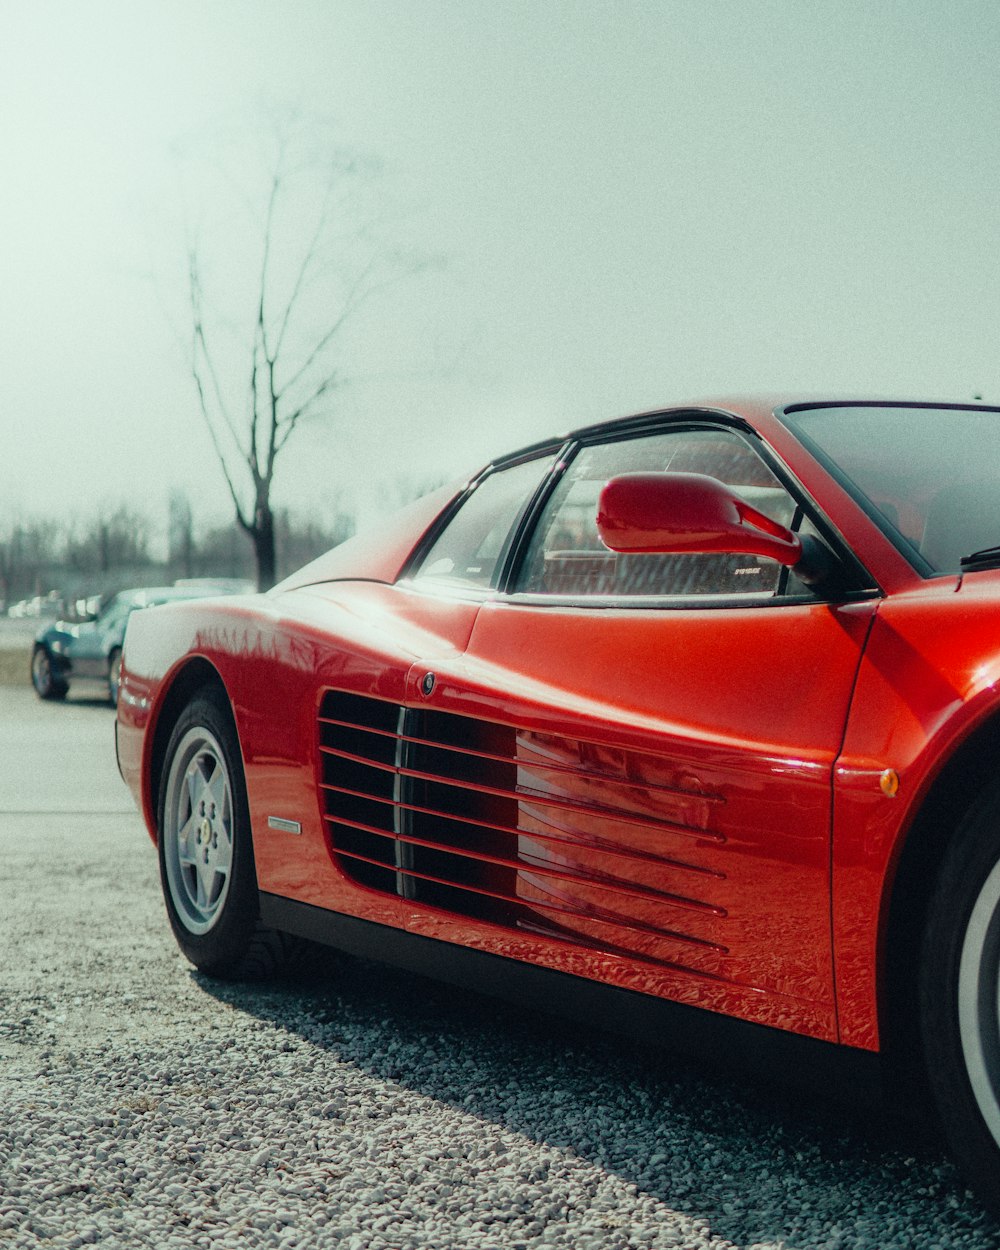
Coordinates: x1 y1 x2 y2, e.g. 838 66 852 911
0 686 131 815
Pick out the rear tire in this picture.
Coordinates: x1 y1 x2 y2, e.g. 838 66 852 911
921 784 1000 1216
31 647 68 701
157 689 300 979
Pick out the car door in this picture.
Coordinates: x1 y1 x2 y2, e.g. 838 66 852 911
70 597 130 677
396 419 878 1042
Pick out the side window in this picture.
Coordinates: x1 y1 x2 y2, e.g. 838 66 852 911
517 428 799 599
411 455 556 591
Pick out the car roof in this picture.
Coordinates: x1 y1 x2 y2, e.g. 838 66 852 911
114 586 235 607
487 395 1000 469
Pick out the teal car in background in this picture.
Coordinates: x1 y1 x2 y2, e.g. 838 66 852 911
31 582 250 705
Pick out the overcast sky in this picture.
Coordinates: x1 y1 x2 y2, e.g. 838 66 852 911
2 0 998 538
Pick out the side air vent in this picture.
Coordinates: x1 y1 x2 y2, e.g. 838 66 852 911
317 690 730 976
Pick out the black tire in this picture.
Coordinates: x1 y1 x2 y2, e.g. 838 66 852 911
921 784 1000 1217
157 689 300 979
108 647 122 707
30 646 68 701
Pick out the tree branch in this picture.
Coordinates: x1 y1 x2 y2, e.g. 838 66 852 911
274 255 384 405
189 356 253 532
188 247 252 530
248 169 283 485
273 368 343 455
272 162 343 361
188 246 249 460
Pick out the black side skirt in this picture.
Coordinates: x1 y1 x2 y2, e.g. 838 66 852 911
259 891 885 1106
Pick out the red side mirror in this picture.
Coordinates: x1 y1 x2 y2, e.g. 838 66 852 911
596 472 803 566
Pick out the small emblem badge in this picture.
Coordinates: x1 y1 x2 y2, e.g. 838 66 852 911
267 816 302 834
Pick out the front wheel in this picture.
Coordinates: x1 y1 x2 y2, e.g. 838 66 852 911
31 647 67 701
157 690 299 978
921 786 1000 1216
108 647 122 706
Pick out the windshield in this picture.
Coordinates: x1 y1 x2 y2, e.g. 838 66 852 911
783 404 1000 575
94 594 135 629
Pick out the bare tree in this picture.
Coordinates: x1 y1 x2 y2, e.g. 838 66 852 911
182 114 432 589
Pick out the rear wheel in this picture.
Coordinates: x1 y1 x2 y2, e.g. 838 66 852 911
157 690 300 978
31 647 67 701
921 785 1000 1216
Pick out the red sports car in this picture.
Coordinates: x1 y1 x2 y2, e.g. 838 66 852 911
117 398 1000 1212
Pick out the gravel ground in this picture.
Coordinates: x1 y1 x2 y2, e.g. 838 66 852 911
1 695 998 1248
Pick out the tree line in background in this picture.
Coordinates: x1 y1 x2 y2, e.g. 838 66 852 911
0 495 356 615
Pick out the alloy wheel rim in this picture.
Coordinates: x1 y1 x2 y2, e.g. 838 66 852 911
32 650 50 691
162 727 235 935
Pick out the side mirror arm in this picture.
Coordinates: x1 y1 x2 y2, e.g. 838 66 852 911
791 534 849 596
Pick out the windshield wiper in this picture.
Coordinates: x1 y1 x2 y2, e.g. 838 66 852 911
960 545 1000 572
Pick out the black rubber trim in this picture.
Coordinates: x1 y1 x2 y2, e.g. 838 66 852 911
568 405 755 444
399 443 566 584
496 589 879 611
259 892 885 1101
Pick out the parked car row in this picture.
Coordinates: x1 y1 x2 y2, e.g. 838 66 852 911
6 591 62 619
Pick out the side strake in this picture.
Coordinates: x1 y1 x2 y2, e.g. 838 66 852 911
318 691 728 976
